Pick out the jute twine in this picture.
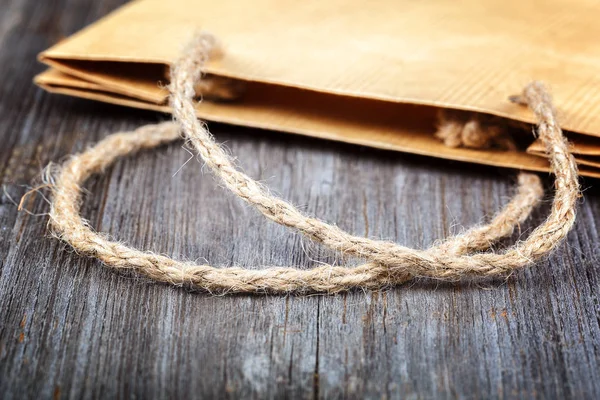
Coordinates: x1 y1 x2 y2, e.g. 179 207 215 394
44 33 579 294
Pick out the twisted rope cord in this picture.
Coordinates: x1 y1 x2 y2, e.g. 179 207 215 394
47 34 578 294
435 110 518 151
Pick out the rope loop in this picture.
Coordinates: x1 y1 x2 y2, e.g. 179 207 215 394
45 33 579 294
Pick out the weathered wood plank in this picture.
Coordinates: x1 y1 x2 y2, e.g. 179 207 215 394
1 0 600 399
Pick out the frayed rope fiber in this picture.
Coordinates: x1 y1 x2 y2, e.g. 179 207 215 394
45 33 580 294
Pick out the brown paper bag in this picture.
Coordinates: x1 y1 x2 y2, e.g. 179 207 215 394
34 0 600 178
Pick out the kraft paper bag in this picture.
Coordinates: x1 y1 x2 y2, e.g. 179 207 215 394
34 0 600 178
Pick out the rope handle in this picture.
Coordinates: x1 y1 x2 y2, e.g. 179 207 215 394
45 33 579 294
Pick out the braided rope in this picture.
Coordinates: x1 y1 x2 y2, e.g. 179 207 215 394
46 34 579 294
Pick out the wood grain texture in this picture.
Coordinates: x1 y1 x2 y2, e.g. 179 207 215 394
1 0 600 398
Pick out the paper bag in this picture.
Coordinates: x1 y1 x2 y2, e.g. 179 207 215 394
35 0 600 178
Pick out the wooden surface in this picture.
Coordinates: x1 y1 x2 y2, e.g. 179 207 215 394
1 0 600 398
